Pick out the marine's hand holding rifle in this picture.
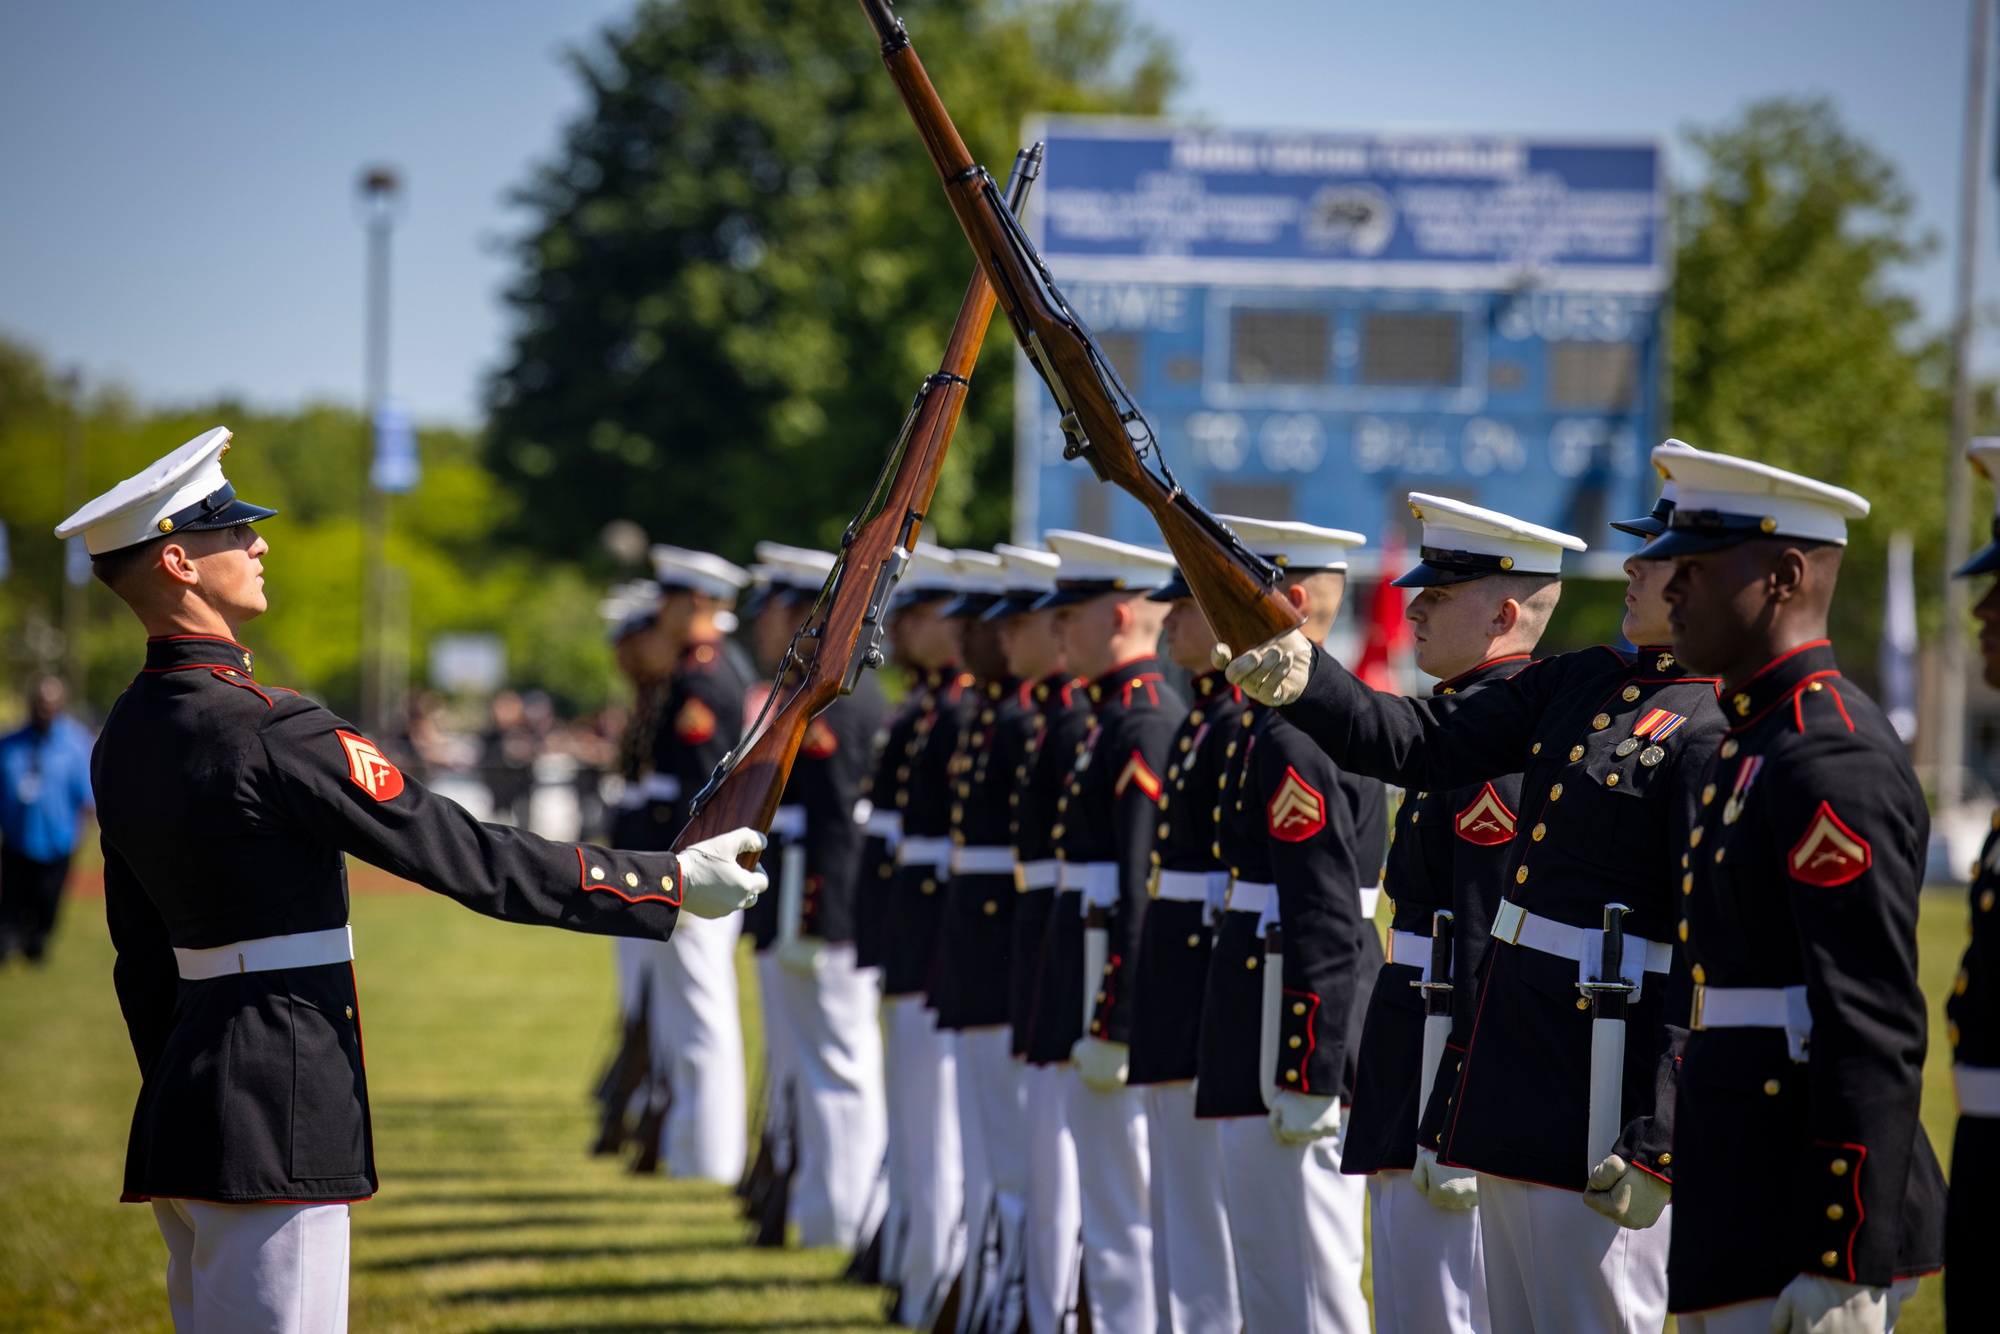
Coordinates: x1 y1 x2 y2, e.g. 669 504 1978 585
678 827 771 919
666 141 1042 869
856 0 1304 656
1581 1152 1670 1230
1219 627 1316 707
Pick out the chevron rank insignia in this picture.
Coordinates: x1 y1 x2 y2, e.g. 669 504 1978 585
801 717 839 759
1268 766 1326 842
1788 800 1871 887
1454 782 1516 846
1115 751 1162 801
674 697 717 744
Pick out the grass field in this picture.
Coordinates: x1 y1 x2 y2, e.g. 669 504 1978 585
0 870 1966 1332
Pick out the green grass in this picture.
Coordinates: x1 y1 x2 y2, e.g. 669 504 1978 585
0 884 888 1333
0 879 1969 1330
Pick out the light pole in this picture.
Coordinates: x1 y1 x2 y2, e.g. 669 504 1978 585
1940 0 1993 813
60 368 88 706
358 166 401 735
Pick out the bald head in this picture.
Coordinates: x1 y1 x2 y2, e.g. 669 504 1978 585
1662 538 1842 685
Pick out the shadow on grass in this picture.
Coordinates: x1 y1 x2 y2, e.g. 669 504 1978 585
446 1275 849 1304
360 1213 613 1236
374 1190 646 1209
359 1240 731 1272
476 1322 884 1333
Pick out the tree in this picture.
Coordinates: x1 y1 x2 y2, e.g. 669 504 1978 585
1670 97 1949 680
485 0 1178 563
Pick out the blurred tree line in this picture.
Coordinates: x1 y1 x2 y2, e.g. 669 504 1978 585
0 0 1988 723
0 347 613 721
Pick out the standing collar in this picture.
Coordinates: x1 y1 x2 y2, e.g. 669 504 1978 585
1721 640 1840 730
144 634 254 676
1432 653 1531 696
1630 645 1712 682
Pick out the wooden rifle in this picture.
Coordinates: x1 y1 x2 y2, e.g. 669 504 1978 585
855 0 1305 659
671 145 1044 866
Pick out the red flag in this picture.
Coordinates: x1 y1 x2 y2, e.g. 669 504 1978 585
1355 528 1413 694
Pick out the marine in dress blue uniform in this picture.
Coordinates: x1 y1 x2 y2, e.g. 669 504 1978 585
994 544 1096 1334
1947 436 2000 1331
739 543 888 1251
1647 444 1943 1334
630 545 757 1185
60 428 765 1334
1127 568 1250 1333
1187 517 1382 1333
1228 490 1723 1331
1040 531 1183 1334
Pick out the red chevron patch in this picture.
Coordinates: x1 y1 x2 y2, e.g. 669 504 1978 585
1115 751 1163 801
1455 783 1516 846
1789 801 1871 887
1268 767 1326 842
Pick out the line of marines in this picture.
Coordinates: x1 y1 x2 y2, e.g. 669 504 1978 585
58 420 2000 1334
589 436 1998 1334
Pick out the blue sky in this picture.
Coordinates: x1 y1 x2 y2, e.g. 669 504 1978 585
0 0 1990 425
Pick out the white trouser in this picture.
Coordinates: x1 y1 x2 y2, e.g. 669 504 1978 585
955 1026 1028 1333
1062 1064 1155 1334
1144 1082 1240 1334
770 943 886 1250
1024 1061 1084 1334
1368 1169 1488 1334
1477 1173 1670 1334
645 911 746 1183
1674 1277 1919 1334
153 1199 350 1334
613 935 651 1016
754 952 802 1174
884 995 964 1328
1216 1115 1369 1334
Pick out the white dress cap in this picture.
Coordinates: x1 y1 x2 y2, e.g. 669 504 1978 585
1039 530 1176 607
56 426 276 555
1956 439 2000 576
751 541 837 590
1213 514 1366 571
1401 492 1586 586
893 541 960 607
1647 443 1868 552
994 542 1059 594
649 544 751 600
949 549 1009 596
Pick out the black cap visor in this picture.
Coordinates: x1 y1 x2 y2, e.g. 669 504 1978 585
1389 546 1520 589
939 591 1003 619
1638 509 1797 560
159 483 276 542
1030 580 1124 612
1146 569 1192 603
978 590 1048 622
1609 497 1675 541
1956 520 2000 577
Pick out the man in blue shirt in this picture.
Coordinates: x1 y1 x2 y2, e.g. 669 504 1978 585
1 675 96 963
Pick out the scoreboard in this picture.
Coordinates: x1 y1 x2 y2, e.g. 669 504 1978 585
1012 120 1670 575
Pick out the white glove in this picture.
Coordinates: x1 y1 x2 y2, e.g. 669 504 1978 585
1269 1090 1341 1145
1768 1274 1892 1334
1411 1146 1479 1211
1581 1153 1671 1230
1071 1037 1130 1090
776 936 825 976
1219 628 1314 707
677 827 769 919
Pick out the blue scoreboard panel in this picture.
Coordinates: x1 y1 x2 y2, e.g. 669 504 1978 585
1012 121 1669 575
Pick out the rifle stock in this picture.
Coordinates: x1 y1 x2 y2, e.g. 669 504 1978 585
672 147 1042 866
857 0 1304 658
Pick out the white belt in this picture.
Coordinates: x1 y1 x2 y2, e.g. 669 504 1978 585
1153 869 1213 903
769 804 807 842
1491 899 1669 1001
898 836 954 871
640 773 681 803
1388 929 1441 982
1060 860 1120 909
952 845 1015 875
1957 1064 2000 1118
1016 859 1059 892
1227 878 1275 917
175 927 354 981
861 806 901 841
1691 983 1812 1062
1360 887 1382 919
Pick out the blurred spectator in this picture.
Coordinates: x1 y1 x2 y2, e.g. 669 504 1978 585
481 689 543 825
0 676 96 964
